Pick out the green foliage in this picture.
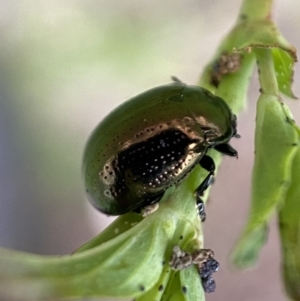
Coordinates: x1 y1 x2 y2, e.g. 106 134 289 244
232 94 299 267
279 147 300 301
272 48 297 98
0 176 206 300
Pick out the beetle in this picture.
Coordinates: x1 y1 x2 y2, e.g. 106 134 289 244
83 81 238 220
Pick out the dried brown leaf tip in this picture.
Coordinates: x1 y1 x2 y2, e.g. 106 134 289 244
169 246 219 293
211 52 241 86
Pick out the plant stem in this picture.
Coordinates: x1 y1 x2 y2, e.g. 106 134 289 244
238 0 274 21
255 48 279 96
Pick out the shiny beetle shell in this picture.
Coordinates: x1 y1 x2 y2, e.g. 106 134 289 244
83 82 237 215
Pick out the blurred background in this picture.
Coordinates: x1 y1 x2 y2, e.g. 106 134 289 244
0 0 299 300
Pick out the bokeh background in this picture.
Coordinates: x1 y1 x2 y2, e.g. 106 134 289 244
0 0 299 300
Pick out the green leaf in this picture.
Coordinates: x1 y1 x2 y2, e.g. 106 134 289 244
135 214 199 301
200 19 297 102
136 261 173 301
0 219 170 300
163 271 185 301
180 265 205 301
215 53 255 113
0 173 206 301
75 213 143 253
232 94 299 268
272 48 297 99
152 264 205 301
279 143 300 301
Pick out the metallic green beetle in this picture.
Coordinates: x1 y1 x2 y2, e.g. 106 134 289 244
83 81 238 218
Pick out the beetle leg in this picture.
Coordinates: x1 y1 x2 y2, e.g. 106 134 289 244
196 172 214 196
199 154 215 174
194 155 216 222
141 203 159 217
197 155 215 195
133 192 164 216
214 143 238 157
195 173 213 222
196 197 206 222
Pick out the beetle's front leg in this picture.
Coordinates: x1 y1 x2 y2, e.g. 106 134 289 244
214 143 238 157
195 155 215 222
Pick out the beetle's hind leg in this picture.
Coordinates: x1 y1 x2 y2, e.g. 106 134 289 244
133 191 165 217
195 155 215 222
